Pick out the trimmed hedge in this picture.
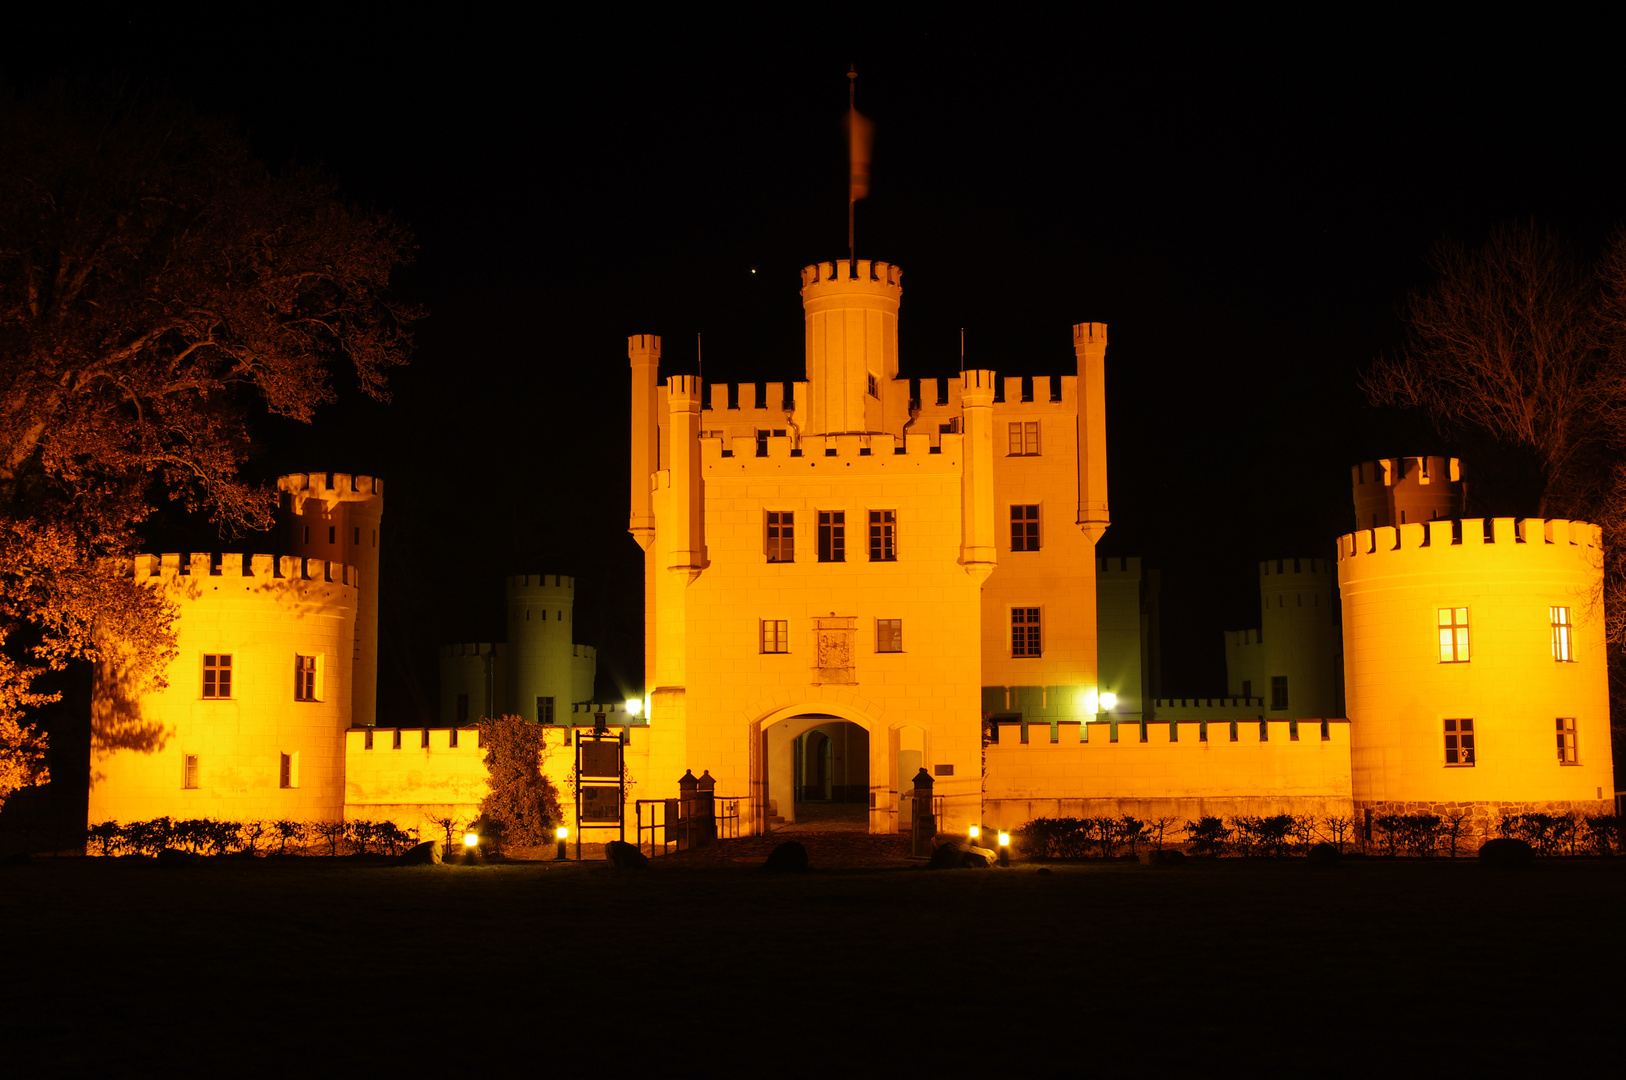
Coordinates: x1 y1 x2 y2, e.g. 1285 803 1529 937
85 817 419 857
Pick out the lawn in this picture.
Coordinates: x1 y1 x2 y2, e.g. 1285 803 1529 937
3 855 1621 1077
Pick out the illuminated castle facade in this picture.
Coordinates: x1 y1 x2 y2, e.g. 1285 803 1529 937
83 264 1615 841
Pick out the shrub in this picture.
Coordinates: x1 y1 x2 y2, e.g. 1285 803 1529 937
1229 814 1295 858
272 820 306 855
1321 815 1353 854
1118 814 1148 856
1147 815 1178 852
310 821 347 856
1185 816 1231 856
1581 814 1619 856
1441 811 1469 858
86 820 121 856
1400 814 1442 857
478 715 564 847
1374 814 1406 857
1015 817 1092 859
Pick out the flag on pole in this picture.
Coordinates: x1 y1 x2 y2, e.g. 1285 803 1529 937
846 106 873 202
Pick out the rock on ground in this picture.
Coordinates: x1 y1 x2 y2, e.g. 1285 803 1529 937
398 841 443 866
605 840 649 869
764 840 809 873
1478 837 1535 865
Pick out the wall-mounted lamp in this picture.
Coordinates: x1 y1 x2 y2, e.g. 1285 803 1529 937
1100 692 1117 712
625 698 642 718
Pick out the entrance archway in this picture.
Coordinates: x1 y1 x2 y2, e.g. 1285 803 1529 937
756 706 882 833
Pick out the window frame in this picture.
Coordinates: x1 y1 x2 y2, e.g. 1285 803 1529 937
1270 675 1288 711
1438 607 1470 663
1444 717 1475 766
279 751 298 789
766 511 795 563
538 696 555 724
868 510 897 562
1556 717 1578 764
202 654 232 699
1551 606 1574 662
817 510 846 563
294 654 318 702
876 618 903 653
1007 420 1040 456
761 619 789 654
183 754 200 789
1010 505 1041 552
1011 607 1042 657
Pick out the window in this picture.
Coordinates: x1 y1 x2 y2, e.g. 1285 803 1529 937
183 754 200 789
818 511 845 562
1438 608 1469 662
538 696 555 724
279 752 298 789
877 619 903 653
867 372 879 398
1010 506 1040 551
1551 607 1573 662
294 655 317 701
328 525 336 544
755 429 770 457
766 511 794 563
202 654 232 698
1008 421 1040 456
1557 718 1577 764
1012 608 1041 657
353 526 360 545
1444 718 1475 765
456 693 469 723
1270 676 1288 711
762 619 789 654
1241 679 1253 701
869 510 896 561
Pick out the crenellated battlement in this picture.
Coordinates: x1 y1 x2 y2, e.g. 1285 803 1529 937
1258 557 1332 581
698 430 963 472
129 552 360 587
440 642 502 659
699 381 801 415
1097 556 1141 577
800 258 903 291
506 573 576 596
277 472 383 501
1338 517 1602 564
1351 455 1464 530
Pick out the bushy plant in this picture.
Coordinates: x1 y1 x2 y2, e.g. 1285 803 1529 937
1374 814 1406 856
1147 815 1178 851
1185 816 1231 856
85 820 121 856
1229 815 1295 858
311 820 347 856
272 820 306 855
1581 814 1619 856
1118 815 1148 856
478 715 563 847
1400 814 1442 857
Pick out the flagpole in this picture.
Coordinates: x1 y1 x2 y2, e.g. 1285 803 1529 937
847 66 856 266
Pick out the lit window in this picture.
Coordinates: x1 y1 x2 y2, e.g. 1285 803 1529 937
1007 421 1040 456
1556 718 1577 764
183 754 200 789
279 752 298 789
538 696 555 724
868 510 896 561
867 373 879 398
1438 608 1469 662
1012 608 1041 657
1444 718 1474 765
202 654 232 698
767 511 794 563
818 511 845 562
762 619 789 654
1270 676 1288 711
1551 606 1573 662
1010 506 1040 551
877 619 903 653
294 655 317 701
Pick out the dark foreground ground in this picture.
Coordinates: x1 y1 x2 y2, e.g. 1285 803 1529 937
3 851 1622 1078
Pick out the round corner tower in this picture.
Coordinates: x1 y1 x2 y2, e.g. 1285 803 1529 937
1338 458 1613 820
505 573 582 725
278 473 384 727
800 259 902 436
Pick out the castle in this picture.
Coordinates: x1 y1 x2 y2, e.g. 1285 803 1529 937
85 257 1616 842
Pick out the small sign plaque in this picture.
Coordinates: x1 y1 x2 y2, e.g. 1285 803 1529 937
581 740 621 778
580 786 622 822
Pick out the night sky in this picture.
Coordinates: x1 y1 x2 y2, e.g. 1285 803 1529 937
12 12 1626 720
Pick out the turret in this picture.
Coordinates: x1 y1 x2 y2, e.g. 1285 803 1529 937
1074 322 1109 542
628 334 660 552
800 259 902 436
959 368 997 583
1352 456 1463 530
506 574 579 724
278 473 383 728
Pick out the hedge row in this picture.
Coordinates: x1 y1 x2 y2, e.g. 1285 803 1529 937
1015 811 1622 859
85 817 422 857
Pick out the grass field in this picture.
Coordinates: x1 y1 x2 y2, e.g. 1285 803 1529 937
3 855 1622 1077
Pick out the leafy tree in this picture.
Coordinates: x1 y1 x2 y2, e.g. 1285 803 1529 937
0 81 418 805
478 715 563 847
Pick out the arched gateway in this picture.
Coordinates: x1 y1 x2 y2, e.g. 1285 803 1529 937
751 703 919 836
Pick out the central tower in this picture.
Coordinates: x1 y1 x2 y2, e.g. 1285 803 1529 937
800 259 902 435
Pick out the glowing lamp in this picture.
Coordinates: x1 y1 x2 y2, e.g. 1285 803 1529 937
1100 692 1118 711
625 698 642 717
997 832 1010 848
1082 689 1099 714
556 826 569 840
462 832 479 848
968 824 980 840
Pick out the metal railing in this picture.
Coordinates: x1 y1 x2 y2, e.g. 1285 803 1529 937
634 794 745 858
